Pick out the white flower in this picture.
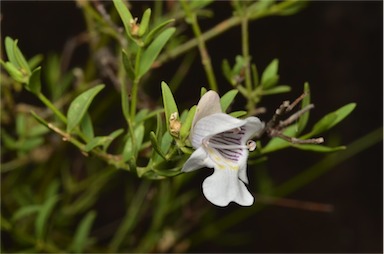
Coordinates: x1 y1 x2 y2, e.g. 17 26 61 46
182 91 264 207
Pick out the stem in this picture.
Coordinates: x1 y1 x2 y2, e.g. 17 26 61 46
240 7 255 113
180 0 218 91
37 92 67 124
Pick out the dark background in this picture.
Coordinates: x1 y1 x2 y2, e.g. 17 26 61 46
1 1 383 253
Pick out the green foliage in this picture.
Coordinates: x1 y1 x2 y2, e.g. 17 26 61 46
66 85 105 132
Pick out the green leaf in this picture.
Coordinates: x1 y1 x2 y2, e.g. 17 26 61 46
113 0 134 39
1 61 26 83
221 59 233 84
189 0 214 9
292 144 346 153
220 89 238 112
297 82 311 134
80 112 94 139
35 195 59 240
262 85 291 95
84 137 105 152
306 103 356 137
180 106 196 142
262 125 297 154
161 81 179 132
123 125 145 161
122 50 135 80
84 129 124 152
67 85 105 132
261 58 279 88
200 87 208 97
229 110 247 118
13 39 31 75
12 205 41 222
28 54 43 70
144 19 175 45
138 8 151 37
138 27 175 77
150 131 167 161
5 37 18 67
26 67 42 94
71 211 97 253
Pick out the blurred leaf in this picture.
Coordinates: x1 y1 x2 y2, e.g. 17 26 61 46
200 87 208 97
262 85 291 95
221 59 232 84
35 195 59 240
138 8 151 37
20 137 44 152
123 124 145 161
0 61 26 83
297 82 311 134
248 0 275 17
161 81 179 132
12 205 41 222
150 131 167 161
229 111 247 118
28 54 43 70
292 144 346 153
261 58 279 88
16 113 26 137
84 129 124 152
67 84 105 132
80 112 94 139
251 63 259 88
306 103 356 137
71 211 97 253
113 0 134 40
190 0 214 9
161 131 173 156
220 89 238 112
278 0 309 16
144 18 174 45
26 67 42 94
103 129 125 151
180 106 196 141
122 49 135 80
5 37 18 67
138 27 175 77
12 39 31 75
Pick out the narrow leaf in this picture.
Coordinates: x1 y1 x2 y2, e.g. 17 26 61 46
113 0 134 39
307 103 356 137
67 85 105 132
72 211 97 253
161 81 179 132
12 205 41 222
138 27 175 77
180 106 196 141
27 67 42 94
261 58 279 88
292 144 346 153
80 112 94 139
150 131 167 160
220 89 238 112
5 37 18 67
297 82 311 134
35 195 59 240
138 8 151 37
144 19 174 45
262 85 291 95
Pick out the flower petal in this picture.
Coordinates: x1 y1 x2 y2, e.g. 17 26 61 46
192 90 222 128
191 113 247 148
241 116 265 141
182 147 214 172
202 167 254 207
